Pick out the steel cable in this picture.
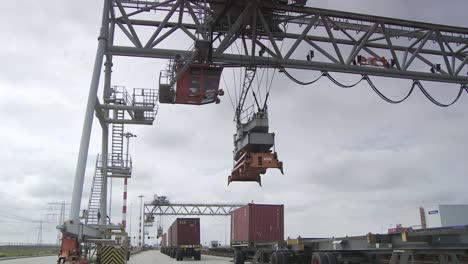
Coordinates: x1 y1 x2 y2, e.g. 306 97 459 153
281 67 466 107
325 72 366 88
365 76 416 104
415 81 465 107
281 67 325 85
221 73 236 111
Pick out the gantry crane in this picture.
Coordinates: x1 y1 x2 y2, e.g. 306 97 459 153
58 0 468 263
141 195 244 248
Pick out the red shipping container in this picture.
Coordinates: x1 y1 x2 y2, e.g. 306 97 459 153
231 204 284 243
168 225 173 247
161 233 167 247
169 218 200 246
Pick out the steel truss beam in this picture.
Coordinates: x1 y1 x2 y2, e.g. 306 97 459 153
144 203 244 216
107 0 468 84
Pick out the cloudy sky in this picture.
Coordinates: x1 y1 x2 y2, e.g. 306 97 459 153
1 0 467 246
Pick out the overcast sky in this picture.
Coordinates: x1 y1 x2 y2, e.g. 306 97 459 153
1 0 467 245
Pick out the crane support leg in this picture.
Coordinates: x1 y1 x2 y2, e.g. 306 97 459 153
59 0 111 263
69 0 111 222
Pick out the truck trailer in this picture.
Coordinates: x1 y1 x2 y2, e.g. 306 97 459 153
161 218 202 261
231 203 284 264
160 233 168 254
231 204 468 264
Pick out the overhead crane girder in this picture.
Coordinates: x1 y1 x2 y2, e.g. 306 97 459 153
144 202 245 216
108 0 468 84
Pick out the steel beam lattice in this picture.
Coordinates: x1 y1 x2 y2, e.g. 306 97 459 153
144 203 244 216
107 0 468 84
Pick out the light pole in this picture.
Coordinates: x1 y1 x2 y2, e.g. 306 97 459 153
138 195 144 248
120 132 136 231
122 132 137 167
129 202 133 246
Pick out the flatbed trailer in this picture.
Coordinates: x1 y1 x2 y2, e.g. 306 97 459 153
233 241 283 264
232 226 468 264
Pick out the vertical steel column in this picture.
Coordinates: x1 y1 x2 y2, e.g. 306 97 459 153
100 21 115 226
69 0 111 221
100 132 108 225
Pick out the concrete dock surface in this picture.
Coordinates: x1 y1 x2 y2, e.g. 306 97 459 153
129 250 232 264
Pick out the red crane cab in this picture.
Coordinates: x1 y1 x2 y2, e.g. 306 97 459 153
173 64 224 105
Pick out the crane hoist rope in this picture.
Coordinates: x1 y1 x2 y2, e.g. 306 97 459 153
227 66 283 186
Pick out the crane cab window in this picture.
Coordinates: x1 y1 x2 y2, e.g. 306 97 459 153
189 67 201 96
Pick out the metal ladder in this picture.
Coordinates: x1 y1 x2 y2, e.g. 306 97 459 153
86 155 103 225
111 105 125 167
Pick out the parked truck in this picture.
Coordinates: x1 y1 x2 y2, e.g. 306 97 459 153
231 203 284 264
231 204 468 264
161 218 202 261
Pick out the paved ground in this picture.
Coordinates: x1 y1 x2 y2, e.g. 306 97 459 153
0 255 56 263
0 251 231 263
129 250 232 264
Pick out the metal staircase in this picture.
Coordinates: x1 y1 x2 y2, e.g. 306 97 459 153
111 108 125 167
107 90 133 178
86 85 158 226
107 106 132 178
85 156 103 225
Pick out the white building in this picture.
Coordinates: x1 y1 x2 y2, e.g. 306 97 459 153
423 205 468 228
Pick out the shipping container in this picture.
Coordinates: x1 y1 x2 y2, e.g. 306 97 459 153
231 204 284 244
169 218 200 246
161 218 202 261
167 226 172 247
161 233 167 247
